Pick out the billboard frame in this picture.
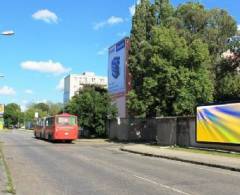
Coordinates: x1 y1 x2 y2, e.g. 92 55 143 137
0 104 4 115
108 37 131 118
195 100 240 146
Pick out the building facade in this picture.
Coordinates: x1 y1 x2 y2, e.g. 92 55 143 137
63 72 107 103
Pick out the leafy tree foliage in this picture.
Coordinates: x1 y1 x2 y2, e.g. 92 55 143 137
128 0 237 117
215 38 240 101
24 102 63 123
65 86 117 137
3 103 23 128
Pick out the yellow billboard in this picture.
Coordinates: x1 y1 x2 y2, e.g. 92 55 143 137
0 117 3 130
0 104 4 114
197 103 240 144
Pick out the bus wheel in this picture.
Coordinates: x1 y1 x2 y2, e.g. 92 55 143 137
65 140 72 144
48 133 52 141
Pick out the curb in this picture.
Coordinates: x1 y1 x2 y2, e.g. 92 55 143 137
120 148 240 172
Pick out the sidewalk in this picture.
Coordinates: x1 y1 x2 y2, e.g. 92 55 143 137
120 144 240 172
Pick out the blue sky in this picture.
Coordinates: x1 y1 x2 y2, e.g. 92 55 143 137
0 0 239 110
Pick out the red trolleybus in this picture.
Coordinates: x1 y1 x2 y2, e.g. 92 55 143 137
34 113 78 143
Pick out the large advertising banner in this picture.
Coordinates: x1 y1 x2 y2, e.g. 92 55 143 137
0 104 4 115
196 103 240 144
108 39 126 95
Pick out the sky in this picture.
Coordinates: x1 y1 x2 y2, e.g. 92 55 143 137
0 0 240 111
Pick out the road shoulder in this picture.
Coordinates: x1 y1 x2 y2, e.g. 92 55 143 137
0 142 15 195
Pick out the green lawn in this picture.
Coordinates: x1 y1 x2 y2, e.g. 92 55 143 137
0 143 15 194
171 147 240 158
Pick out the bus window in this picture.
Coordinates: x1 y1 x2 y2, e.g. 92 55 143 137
57 116 76 126
45 117 54 127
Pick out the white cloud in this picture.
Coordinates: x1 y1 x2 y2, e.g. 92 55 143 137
36 99 48 104
56 78 64 91
97 47 108 56
25 89 33 94
129 0 140 16
117 32 127 37
0 86 16 96
21 60 71 75
32 9 58 23
94 16 124 30
107 16 124 25
238 24 240 31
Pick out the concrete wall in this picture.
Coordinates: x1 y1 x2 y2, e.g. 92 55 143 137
107 118 156 142
107 117 240 152
156 118 176 146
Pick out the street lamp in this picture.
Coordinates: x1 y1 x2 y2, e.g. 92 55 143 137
1 30 15 36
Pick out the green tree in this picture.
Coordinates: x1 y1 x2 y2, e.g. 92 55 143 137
215 38 240 101
24 107 47 123
48 102 63 115
127 0 236 117
33 103 49 113
175 3 237 62
65 86 117 137
3 103 22 128
154 0 174 26
128 0 157 117
129 0 155 92
24 102 63 124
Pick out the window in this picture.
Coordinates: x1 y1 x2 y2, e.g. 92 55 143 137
46 117 54 127
57 116 76 126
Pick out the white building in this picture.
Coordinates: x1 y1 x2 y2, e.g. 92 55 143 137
63 72 107 103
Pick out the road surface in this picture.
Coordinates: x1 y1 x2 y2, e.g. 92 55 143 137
0 130 240 195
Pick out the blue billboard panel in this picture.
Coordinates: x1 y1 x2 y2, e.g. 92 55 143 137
108 39 126 95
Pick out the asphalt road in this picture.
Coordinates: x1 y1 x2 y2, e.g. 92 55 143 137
1 130 240 195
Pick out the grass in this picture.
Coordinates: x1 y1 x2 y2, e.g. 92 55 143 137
0 143 16 194
170 146 240 158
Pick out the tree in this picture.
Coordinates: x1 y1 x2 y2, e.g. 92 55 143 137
175 3 237 62
3 103 23 128
24 102 63 124
128 0 155 92
24 107 47 124
48 102 63 115
33 103 49 113
127 0 236 117
128 26 213 117
154 0 174 26
128 0 156 117
65 86 117 137
215 38 240 101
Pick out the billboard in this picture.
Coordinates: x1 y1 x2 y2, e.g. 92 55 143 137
196 103 240 144
108 39 127 95
0 104 4 115
0 117 3 130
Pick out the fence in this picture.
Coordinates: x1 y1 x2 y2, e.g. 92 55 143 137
107 117 240 152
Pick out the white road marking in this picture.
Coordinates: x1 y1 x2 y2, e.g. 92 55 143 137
134 175 192 195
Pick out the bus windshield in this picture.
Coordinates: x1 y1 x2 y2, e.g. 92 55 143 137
56 116 76 126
